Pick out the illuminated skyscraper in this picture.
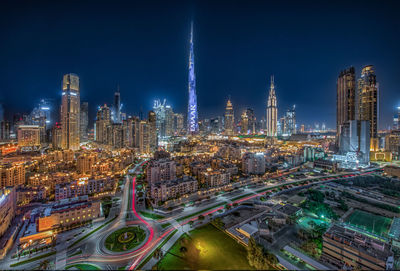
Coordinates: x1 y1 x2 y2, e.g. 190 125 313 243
337 67 356 145
113 86 121 123
95 104 111 144
187 22 199 134
148 111 157 151
241 111 248 134
358 65 378 151
393 107 400 130
266 76 277 137
224 99 234 135
61 73 80 150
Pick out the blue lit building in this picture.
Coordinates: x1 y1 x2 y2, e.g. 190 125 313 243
187 22 199 134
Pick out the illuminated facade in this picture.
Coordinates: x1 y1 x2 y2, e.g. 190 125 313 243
358 65 378 151
241 111 248 134
148 111 157 151
266 75 278 137
113 87 121 123
224 99 234 135
394 107 400 130
187 22 199 134
17 125 40 146
337 67 355 144
95 104 111 144
61 73 80 150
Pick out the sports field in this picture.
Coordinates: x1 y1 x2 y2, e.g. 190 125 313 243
345 209 392 236
156 224 253 270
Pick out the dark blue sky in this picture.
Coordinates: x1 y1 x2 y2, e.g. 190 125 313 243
1 0 399 129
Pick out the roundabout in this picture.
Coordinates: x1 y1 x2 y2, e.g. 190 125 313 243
104 226 146 252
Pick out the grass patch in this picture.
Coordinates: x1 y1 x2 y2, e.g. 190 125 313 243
161 223 171 228
105 226 146 252
139 211 164 220
68 216 117 249
137 229 178 269
66 263 101 270
157 224 253 270
10 251 56 267
345 209 392 236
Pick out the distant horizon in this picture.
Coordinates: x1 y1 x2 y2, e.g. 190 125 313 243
1 0 399 129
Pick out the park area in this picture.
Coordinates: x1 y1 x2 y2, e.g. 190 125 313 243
66 263 101 270
345 209 392 237
104 226 146 252
156 224 253 270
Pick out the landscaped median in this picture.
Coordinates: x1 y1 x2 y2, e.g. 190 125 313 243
137 229 178 269
68 215 117 249
139 211 164 220
10 251 56 267
176 203 226 222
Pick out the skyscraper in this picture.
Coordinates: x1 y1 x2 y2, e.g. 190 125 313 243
241 111 248 134
148 111 157 151
358 65 378 151
337 67 356 145
266 75 278 137
224 99 234 135
61 73 80 150
284 106 296 136
113 87 121 124
393 107 400 130
95 104 111 144
187 22 199 134
80 102 89 142
154 99 174 139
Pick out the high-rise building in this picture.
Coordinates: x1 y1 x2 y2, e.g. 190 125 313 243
337 67 356 144
0 121 10 142
284 106 296 136
95 104 111 144
113 87 121 124
153 99 174 139
61 73 80 150
224 99 234 135
240 111 248 134
0 103 4 122
0 163 25 188
139 120 150 153
393 107 400 130
187 22 199 134
148 111 157 151
80 102 89 142
338 120 370 164
246 108 256 134
358 65 378 151
173 113 184 135
52 122 62 149
266 76 278 137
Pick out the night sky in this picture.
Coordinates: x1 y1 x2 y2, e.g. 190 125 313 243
1 0 400 129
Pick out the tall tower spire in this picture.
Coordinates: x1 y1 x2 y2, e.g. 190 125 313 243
187 21 199 134
266 75 278 137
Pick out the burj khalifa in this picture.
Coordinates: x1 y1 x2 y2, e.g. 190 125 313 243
187 22 199 134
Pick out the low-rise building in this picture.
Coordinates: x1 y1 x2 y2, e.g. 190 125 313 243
0 187 16 238
242 152 265 175
16 186 47 205
383 165 400 178
38 196 101 232
200 169 230 188
150 176 198 203
55 177 114 201
322 224 393 270
0 163 25 188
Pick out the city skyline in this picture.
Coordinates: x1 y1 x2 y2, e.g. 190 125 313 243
1 0 400 128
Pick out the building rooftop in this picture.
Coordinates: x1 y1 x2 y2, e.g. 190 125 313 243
324 224 393 262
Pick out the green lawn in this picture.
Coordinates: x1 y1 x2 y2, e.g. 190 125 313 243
10 251 56 267
139 211 164 220
345 209 392 236
104 226 146 252
157 224 253 270
66 263 101 270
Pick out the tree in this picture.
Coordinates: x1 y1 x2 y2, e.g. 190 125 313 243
225 204 232 210
198 215 205 221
